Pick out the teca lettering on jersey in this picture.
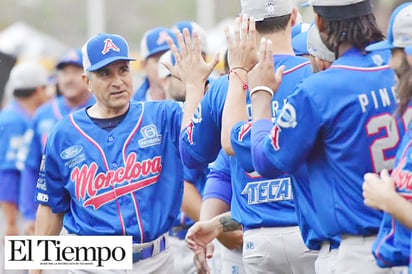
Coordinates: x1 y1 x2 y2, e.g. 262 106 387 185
72 152 162 203
241 177 293 205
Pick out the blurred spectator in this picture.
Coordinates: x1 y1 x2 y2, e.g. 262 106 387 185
0 61 48 238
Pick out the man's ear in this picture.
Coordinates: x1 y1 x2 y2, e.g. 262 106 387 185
82 74 92 92
290 8 298 28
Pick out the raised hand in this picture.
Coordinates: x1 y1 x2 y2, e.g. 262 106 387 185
248 37 284 96
166 28 219 90
224 14 258 72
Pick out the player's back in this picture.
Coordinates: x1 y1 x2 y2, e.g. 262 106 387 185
299 48 401 236
0 100 31 171
230 55 311 229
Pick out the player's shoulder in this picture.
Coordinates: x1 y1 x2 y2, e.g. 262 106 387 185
0 102 28 125
33 97 60 120
275 55 311 72
139 99 182 112
207 74 228 93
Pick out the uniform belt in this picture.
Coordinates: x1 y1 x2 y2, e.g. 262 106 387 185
169 225 190 240
132 233 168 263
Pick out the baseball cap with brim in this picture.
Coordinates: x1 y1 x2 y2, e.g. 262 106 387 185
292 30 309 56
241 0 293 21
366 3 412 52
172 21 208 53
140 27 177 60
9 62 48 90
308 0 373 20
82 33 135 72
56 48 83 69
292 23 311 39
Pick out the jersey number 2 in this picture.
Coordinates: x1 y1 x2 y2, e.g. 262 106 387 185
367 108 412 172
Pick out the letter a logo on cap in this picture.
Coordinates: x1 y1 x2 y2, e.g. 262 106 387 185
101 39 120 55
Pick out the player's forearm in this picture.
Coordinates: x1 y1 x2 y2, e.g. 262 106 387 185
199 198 230 221
222 71 249 155
181 181 202 221
251 92 272 121
34 204 64 236
212 212 242 234
181 83 205 131
0 202 18 225
383 193 412 229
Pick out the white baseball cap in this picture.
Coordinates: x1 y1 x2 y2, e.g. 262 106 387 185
307 24 335 63
158 50 174 79
240 0 293 21
366 3 412 51
9 62 48 90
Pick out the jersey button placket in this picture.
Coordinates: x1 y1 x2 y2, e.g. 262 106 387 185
107 136 114 142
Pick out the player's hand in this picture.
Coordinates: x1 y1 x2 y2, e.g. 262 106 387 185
193 243 214 274
217 230 243 250
224 14 258 72
29 270 42 274
363 169 397 211
185 220 219 251
166 28 219 91
248 38 284 97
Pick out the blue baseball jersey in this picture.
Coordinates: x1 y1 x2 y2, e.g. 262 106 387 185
35 100 183 244
372 121 412 267
202 149 232 206
251 48 400 236
20 96 95 220
0 100 32 204
179 55 311 169
172 166 209 229
132 78 150 101
179 74 227 169
26 96 95 170
228 56 312 230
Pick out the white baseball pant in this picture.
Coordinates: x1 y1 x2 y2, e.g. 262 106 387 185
242 226 318 274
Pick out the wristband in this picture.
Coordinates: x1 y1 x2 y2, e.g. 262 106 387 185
229 66 249 73
249 86 274 98
228 70 248 91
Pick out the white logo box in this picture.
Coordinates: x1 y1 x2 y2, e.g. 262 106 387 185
4 236 132 270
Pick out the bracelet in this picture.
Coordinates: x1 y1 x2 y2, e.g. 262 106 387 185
228 69 248 91
229 66 249 73
249 86 274 98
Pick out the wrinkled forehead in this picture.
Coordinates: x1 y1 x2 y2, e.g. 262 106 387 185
95 60 131 71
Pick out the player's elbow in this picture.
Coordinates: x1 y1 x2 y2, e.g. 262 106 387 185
221 141 234 156
252 151 283 179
